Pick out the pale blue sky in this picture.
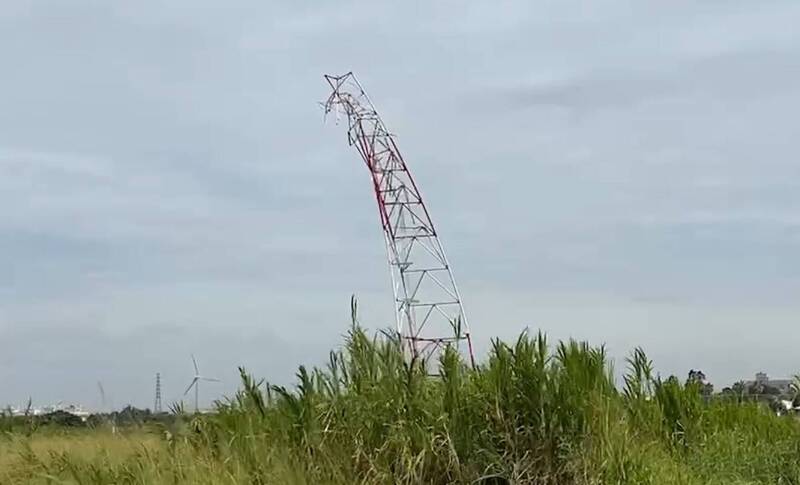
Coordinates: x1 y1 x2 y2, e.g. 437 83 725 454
1 1 799 409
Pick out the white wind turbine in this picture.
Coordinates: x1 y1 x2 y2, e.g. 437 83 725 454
183 354 220 412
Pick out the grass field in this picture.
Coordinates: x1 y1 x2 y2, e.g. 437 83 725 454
0 428 162 483
2 320 800 484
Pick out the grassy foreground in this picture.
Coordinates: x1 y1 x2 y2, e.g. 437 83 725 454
3 323 800 484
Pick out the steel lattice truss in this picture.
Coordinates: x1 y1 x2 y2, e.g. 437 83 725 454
323 72 475 366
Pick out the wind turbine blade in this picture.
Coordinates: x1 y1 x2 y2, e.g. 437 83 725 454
184 378 198 396
97 382 106 402
191 354 199 374
201 377 220 382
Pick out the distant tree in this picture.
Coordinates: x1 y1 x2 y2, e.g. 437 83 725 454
687 369 706 384
686 369 713 396
41 410 84 427
115 405 152 426
731 381 746 395
86 413 109 428
87 406 176 430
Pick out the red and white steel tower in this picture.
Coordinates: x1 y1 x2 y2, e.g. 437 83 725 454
323 72 475 367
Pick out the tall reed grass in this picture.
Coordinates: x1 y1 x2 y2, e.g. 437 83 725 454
3 311 800 484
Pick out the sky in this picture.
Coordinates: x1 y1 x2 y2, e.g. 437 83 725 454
1 0 800 409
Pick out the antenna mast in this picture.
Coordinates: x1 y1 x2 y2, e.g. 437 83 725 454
323 72 475 367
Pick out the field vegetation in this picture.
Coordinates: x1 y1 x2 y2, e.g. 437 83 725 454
3 310 800 484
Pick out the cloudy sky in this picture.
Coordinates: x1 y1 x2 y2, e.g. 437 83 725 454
2 1 799 409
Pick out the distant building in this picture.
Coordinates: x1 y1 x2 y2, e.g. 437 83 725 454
745 372 793 395
4 402 90 421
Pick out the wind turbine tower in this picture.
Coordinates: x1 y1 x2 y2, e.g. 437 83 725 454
183 355 219 412
323 72 475 366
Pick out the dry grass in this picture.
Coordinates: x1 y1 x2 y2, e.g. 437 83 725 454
0 428 165 484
